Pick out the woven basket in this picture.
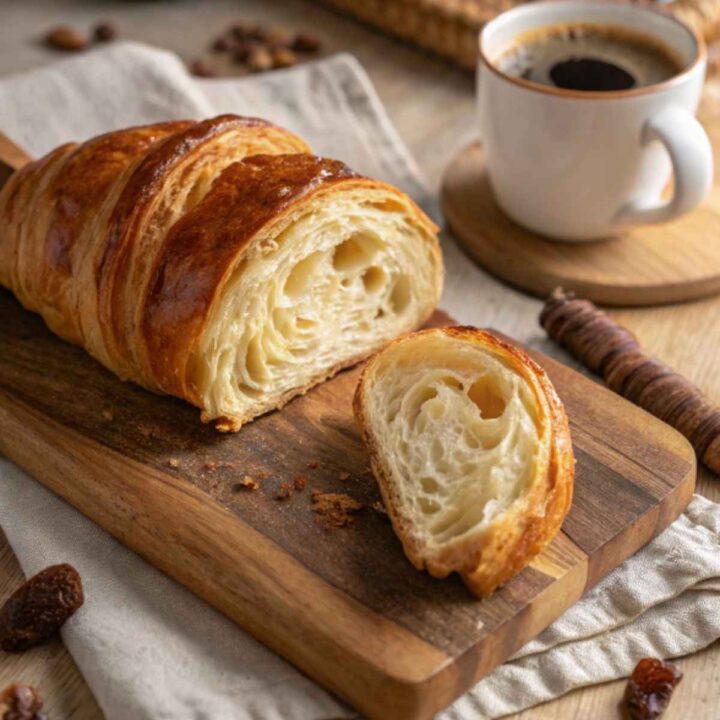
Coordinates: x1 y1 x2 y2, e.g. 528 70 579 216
316 0 720 71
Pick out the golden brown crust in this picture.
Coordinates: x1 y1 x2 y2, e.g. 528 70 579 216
353 326 575 599
0 114 306 379
96 116 310 382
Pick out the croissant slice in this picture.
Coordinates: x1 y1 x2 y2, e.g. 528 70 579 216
0 118 442 430
353 327 574 598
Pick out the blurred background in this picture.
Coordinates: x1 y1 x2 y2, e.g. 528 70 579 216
0 0 482 194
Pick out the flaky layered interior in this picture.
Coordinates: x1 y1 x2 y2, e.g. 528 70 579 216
360 333 548 562
194 188 440 426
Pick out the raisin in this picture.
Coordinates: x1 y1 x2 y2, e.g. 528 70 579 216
0 683 45 720
0 564 84 652
290 33 322 53
624 658 683 720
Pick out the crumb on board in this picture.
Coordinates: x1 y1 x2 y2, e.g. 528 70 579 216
274 482 292 501
293 474 308 491
203 460 218 471
338 471 351 481
101 408 114 422
306 460 319 470
214 416 239 432
371 500 387 516
311 491 363 529
232 475 259 492
167 458 180 469
137 423 153 438
255 469 271 480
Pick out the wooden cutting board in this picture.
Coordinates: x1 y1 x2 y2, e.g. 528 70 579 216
0 291 695 720
441 114 720 307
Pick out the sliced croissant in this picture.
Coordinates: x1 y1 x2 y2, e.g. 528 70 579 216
353 327 574 597
0 115 442 429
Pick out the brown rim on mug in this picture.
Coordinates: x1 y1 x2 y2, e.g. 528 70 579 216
478 0 707 100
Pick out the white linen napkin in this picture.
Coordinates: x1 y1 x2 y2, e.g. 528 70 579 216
1 43 719 720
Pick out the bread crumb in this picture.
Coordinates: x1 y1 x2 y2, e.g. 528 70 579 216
255 469 271 480
306 460 319 469
274 482 292 500
214 417 240 432
203 461 218 471
101 408 114 422
293 474 307 491
311 492 363 529
371 500 387 516
233 475 259 491
167 458 180 469
338 471 351 481
138 423 153 437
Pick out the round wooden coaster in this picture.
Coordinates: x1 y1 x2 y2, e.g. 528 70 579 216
441 133 720 307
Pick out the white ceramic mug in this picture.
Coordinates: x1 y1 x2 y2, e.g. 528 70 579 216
477 0 714 241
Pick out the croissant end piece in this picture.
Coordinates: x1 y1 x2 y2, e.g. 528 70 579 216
353 327 574 598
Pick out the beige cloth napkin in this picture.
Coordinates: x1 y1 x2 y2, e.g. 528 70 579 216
0 43 719 720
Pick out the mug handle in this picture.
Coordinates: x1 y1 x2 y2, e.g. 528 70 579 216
615 106 714 227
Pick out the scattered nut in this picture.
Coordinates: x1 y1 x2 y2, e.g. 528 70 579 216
266 27 292 47
189 59 217 77
93 22 117 43
211 36 232 53
247 45 273 73
232 41 253 64
271 48 298 69
291 32 322 53
0 683 45 720
45 26 88 52
0 564 84 652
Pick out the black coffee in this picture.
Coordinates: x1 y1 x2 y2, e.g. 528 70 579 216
496 23 684 91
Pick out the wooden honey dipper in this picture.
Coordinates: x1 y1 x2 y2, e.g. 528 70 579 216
540 288 720 476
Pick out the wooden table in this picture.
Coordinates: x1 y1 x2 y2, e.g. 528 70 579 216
0 1 718 718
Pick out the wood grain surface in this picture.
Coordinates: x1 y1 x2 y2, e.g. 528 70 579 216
0 289 696 719
0 2 719 719
441 115 720 306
